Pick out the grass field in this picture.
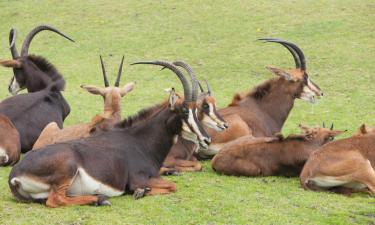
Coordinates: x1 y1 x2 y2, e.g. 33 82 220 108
0 0 375 224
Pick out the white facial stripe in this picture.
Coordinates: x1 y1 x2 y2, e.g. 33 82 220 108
9 76 21 95
187 109 205 141
307 79 321 96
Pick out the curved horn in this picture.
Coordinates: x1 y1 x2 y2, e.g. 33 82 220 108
197 80 205 93
114 56 125 87
131 61 192 102
9 28 19 58
330 123 334 130
172 61 198 101
204 79 212 95
258 38 306 70
100 55 109 87
323 122 326 128
21 25 75 56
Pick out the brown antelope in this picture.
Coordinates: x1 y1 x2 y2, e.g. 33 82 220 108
32 56 135 150
300 124 375 195
8 61 211 207
212 124 344 177
160 62 227 175
0 25 73 152
199 38 323 158
0 115 21 166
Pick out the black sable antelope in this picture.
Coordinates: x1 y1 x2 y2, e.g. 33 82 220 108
9 61 211 207
0 25 73 153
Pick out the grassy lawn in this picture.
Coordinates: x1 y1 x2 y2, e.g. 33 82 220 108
0 0 375 224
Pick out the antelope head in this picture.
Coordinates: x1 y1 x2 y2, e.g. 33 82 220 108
131 61 211 150
0 25 74 95
299 123 345 143
80 55 136 117
258 38 323 104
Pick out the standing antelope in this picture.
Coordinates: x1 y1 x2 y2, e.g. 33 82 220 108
8 61 211 207
212 124 344 177
300 124 375 195
200 38 323 158
160 61 227 174
33 56 135 149
0 25 73 152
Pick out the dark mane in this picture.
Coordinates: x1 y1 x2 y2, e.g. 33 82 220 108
247 79 274 100
28 55 63 82
228 78 276 106
116 102 168 128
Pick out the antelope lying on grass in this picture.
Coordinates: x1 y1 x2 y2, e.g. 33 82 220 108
200 38 323 158
161 61 227 175
212 124 344 177
33 56 135 149
8 61 210 207
300 124 375 195
0 25 73 152
0 115 20 166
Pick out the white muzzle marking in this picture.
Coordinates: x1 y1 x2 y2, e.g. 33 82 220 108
9 77 22 95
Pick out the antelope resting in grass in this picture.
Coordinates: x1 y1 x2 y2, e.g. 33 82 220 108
33 56 135 150
0 115 20 166
160 61 227 175
199 38 323 158
300 124 375 195
8 61 210 207
0 25 73 152
212 124 344 177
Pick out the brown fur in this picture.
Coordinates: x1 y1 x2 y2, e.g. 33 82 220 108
212 125 343 177
32 83 135 149
0 115 21 166
300 124 375 195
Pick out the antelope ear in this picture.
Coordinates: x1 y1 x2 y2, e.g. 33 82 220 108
168 87 178 110
266 66 293 81
298 124 311 132
80 85 105 96
358 124 367 134
120 82 136 97
0 59 22 68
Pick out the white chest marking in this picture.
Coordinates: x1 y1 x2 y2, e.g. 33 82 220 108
67 168 124 197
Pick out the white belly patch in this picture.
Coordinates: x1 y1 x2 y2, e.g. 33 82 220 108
67 168 124 197
311 176 367 190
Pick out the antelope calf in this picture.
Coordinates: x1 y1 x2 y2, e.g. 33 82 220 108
200 38 323 158
32 56 135 149
0 115 20 166
8 61 210 207
300 124 375 195
212 124 344 177
0 25 73 152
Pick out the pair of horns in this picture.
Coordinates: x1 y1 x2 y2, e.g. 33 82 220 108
131 61 196 103
100 55 125 87
9 25 75 58
198 80 212 95
258 38 306 71
322 122 334 130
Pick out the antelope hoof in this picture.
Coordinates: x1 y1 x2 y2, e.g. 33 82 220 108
133 187 151 200
96 194 111 206
164 169 181 176
0 153 9 166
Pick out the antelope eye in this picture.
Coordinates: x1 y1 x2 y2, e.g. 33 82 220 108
203 103 209 109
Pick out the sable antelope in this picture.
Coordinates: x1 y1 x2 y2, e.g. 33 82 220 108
0 25 73 152
33 56 135 150
199 38 324 158
300 124 375 195
0 115 21 166
160 61 227 174
8 61 210 207
212 124 344 177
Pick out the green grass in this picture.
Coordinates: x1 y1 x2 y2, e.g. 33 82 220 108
0 0 375 224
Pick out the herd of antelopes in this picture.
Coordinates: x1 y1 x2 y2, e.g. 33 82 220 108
0 25 373 208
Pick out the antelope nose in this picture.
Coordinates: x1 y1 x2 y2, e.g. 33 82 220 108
204 137 211 145
223 123 229 129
